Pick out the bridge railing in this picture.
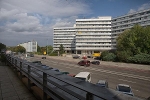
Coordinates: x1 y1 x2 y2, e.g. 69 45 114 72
5 54 143 100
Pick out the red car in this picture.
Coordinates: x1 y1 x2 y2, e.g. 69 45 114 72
78 60 90 67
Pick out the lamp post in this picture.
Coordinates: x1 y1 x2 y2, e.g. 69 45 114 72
47 39 48 56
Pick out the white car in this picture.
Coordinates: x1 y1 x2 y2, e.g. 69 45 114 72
116 84 134 96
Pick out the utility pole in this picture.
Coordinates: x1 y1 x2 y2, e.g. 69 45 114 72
46 39 48 55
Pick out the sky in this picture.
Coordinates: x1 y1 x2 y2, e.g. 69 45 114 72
0 0 150 47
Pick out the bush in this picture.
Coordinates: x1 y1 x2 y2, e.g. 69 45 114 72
49 52 58 56
0 54 6 62
101 51 109 60
116 51 132 62
103 53 116 61
127 53 150 64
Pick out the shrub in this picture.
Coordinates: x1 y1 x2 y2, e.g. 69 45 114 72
101 51 109 60
127 53 150 64
116 51 132 62
103 53 116 61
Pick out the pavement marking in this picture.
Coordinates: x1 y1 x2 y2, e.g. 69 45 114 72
31 59 150 81
118 79 136 83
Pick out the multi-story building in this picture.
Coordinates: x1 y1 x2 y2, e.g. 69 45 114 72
75 16 112 54
112 8 150 49
53 27 76 53
53 8 150 55
18 40 37 52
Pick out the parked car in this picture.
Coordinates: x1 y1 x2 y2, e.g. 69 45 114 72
40 65 53 70
60 71 70 75
96 80 108 88
116 84 134 96
73 56 80 59
51 68 60 72
91 60 100 65
42 56 46 59
78 60 90 67
75 72 91 82
68 74 76 77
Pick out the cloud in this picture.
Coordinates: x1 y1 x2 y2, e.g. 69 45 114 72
128 2 150 14
0 0 90 46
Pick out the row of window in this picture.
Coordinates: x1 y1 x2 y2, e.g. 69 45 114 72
76 24 111 26
113 10 150 21
112 16 150 25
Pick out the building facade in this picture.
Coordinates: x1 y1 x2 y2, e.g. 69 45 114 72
75 17 112 55
53 27 76 53
112 8 150 49
18 40 37 52
53 8 150 55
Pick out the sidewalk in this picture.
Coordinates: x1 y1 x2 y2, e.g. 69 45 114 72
37 55 150 71
0 62 37 100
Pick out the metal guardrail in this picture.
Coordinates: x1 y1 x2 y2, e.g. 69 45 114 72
5 54 143 100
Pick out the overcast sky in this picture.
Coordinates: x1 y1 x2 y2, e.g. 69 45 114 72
0 0 150 47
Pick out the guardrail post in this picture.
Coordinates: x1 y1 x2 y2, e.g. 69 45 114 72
27 65 31 91
86 92 93 100
12 58 14 66
43 72 47 100
20 61 23 79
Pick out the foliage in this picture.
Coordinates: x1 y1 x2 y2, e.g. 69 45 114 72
0 53 6 62
49 51 58 56
103 53 116 61
0 43 6 51
116 24 150 62
15 46 26 53
59 44 64 55
127 53 150 64
7 46 26 53
100 51 109 60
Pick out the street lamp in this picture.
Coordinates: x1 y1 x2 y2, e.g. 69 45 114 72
47 39 48 55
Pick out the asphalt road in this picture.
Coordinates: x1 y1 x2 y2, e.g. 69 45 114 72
28 55 150 99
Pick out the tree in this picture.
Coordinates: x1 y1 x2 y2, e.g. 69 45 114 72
15 46 26 53
0 43 6 51
116 24 150 62
59 44 64 55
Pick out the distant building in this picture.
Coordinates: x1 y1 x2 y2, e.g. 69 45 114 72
53 8 150 55
75 16 112 54
53 27 76 53
18 40 37 52
111 8 150 49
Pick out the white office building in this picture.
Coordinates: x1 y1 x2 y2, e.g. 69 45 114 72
112 8 150 49
53 8 150 55
75 16 112 54
18 40 37 52
53 27 76 53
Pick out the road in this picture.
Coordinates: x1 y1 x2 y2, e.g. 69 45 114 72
28 55 150 99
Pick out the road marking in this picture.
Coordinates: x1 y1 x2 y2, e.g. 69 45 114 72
118 79 136 83
32 59 150 81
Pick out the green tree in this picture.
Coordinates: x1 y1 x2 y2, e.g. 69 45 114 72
116 24 150 62
59 44 64 55
15 46 26 53
0 43 6 51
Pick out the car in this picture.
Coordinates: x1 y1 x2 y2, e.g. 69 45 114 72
91 60 100 65
30 53 34 57
116 84 134 96
75 72 91 82
73 56 80 59
32 61 42 64
78 60 90 67
68 74 76 77
96 80 108 88
40 65 53 70
42 56 46 59
51 68 60 72
60 71 70 75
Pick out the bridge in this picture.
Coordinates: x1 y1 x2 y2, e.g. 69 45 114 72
5 54 143 100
